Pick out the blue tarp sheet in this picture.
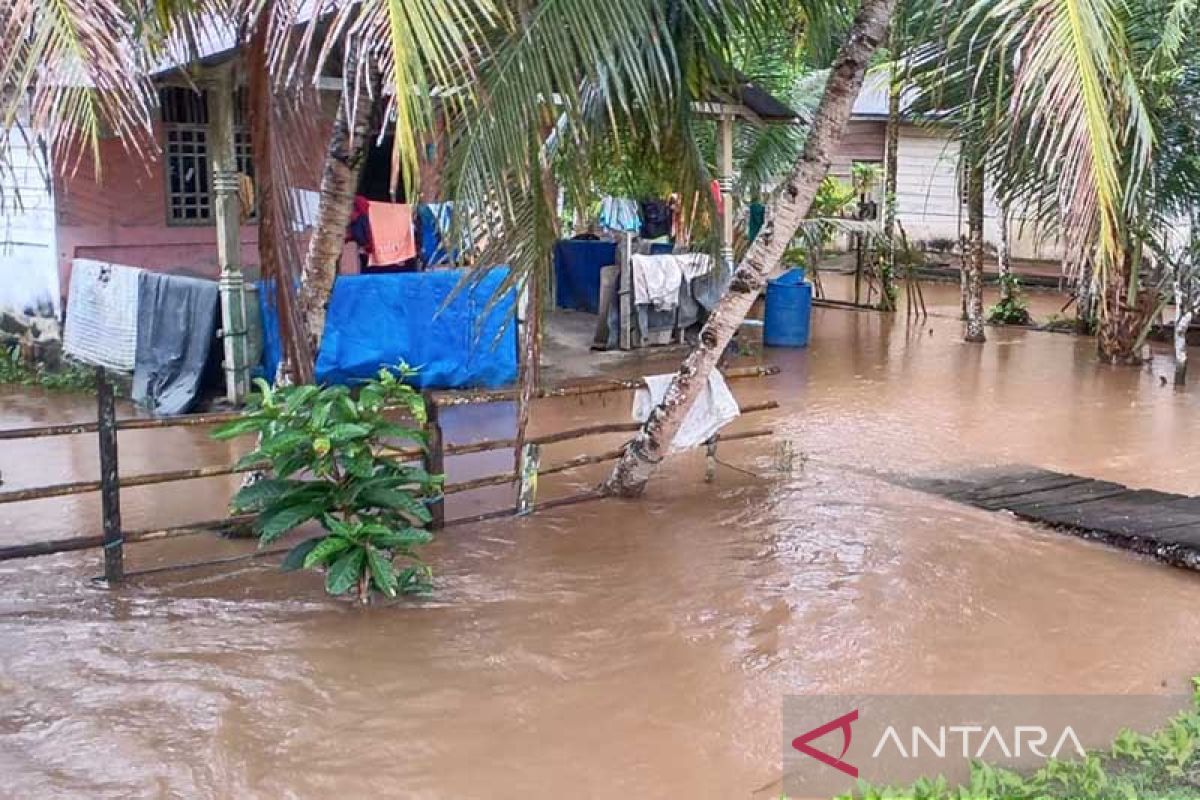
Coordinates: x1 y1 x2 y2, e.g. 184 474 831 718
553 239 674 313
260 268 517 389
553 240 615 314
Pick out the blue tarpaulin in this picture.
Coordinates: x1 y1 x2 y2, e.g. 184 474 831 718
553 239 674 314
553 240 616 314
259 268 517 389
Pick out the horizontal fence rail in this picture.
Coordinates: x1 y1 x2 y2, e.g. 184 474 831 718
0 366 783 576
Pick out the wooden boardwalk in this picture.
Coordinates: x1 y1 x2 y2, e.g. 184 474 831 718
908 467 1200 571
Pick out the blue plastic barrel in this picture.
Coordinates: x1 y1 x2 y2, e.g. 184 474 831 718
764 268 812 348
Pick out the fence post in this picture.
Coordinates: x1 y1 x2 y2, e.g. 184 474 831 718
705 436 719 483
618 232 633 350
516 443 540 516
96 367 123 584
422 392 445 530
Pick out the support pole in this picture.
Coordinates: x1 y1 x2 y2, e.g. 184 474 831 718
618 232 633 350
96 367 123 584
422 391 445 530
718 114 736 271
516 443 541 516
210 65 250 404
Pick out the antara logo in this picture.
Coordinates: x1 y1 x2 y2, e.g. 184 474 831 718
791 709 859 779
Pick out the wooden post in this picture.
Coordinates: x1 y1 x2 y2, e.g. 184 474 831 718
209 65 250 404
704 437 719 483
96 367 123 584
718 114 736 271
422 392 445 530
516 443 540 516
618 232 633 350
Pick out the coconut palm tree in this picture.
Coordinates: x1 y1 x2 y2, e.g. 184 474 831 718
603 0 896 495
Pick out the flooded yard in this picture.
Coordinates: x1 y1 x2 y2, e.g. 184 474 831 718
2 302 1199 798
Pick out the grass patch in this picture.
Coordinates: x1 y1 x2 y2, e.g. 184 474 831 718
0 345 110 395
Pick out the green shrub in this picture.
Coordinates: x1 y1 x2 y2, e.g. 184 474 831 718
213 366 442 602
987 274 1033 326
0 345 104 394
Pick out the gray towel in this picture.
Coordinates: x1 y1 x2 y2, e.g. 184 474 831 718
133 272 219 415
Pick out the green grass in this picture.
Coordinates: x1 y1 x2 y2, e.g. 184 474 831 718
0 345 108 395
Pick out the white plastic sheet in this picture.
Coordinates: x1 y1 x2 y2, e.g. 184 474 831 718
632 370 740 452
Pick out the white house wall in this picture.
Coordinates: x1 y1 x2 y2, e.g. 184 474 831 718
893 124 1062 263
0 108 59 315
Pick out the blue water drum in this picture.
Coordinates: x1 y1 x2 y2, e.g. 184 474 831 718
764 267 812 348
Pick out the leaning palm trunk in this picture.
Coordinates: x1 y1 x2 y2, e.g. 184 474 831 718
601 0 896 497
963 159 986 342
297 68 376 368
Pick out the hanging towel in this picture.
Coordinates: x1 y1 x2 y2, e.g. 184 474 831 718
631 253 713 311
63 259 143 372
132 272 219 415
599 196 641 232
631 371 740 451
367 202 416 266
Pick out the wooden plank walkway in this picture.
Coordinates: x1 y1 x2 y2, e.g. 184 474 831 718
907 467 1200 571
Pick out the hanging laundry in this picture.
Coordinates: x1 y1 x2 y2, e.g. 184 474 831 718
639 199 673 240
709 179 724 216
419 202 468 266
345 195 374 260
598 196 640 232
748 202 766 241
630 253 713 311
290 189 322 232
132 272 219 415
63 259 142 373
367 201 417 267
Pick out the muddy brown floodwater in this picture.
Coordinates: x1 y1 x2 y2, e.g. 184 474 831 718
3 301 1200 799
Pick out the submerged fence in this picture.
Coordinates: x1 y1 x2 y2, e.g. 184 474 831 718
0 366 780 582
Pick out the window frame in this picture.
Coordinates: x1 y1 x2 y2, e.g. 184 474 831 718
160 86 255 227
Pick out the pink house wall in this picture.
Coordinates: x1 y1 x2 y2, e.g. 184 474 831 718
55 99 451 304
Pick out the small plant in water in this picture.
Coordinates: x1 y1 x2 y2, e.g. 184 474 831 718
987 273 1033 326
213 365 442 603
0 345 109 394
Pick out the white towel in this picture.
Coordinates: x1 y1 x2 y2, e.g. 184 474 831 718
631 370 740 452
631 253 713 311
63 259 143 373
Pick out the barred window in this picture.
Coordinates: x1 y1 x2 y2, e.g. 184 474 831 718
161 87 253 225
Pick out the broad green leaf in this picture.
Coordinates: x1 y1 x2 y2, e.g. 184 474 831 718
284 385 320 413
366 547 398 597
256 501 324 543
361 486 434 523
303 535 352 568
261 429 313 457
212 417 268 440
397 564 433 594
311 398 334 430
376 422 427 444
234 449 270 471
325 548 366 595
281 538 323 572
230 478 300 512
369 527 433 549
328 423 372 441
